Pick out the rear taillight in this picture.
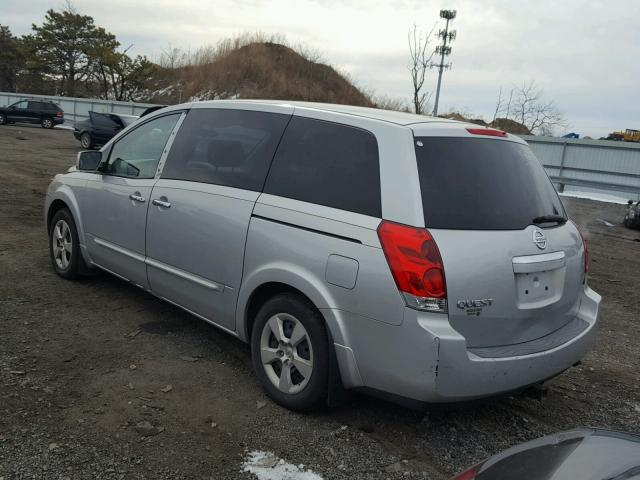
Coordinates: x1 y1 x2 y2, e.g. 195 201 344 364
377 220 447 313
466 127 507 137
451 463 483 480
56 111 63 117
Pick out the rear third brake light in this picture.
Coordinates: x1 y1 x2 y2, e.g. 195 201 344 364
466 127 507 137
377 220 447 313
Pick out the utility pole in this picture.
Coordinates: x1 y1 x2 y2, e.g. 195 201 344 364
431 9 457 116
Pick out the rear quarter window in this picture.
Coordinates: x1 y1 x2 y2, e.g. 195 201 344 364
264 116 381 217
415 137 565 230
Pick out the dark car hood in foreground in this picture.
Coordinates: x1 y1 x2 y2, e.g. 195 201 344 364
455 429 640 480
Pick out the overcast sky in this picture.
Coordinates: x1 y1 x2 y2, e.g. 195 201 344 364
4 0 639 137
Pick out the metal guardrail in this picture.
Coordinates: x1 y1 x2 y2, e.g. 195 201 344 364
1 92 639 199
521 135 640 199
0 91 157 127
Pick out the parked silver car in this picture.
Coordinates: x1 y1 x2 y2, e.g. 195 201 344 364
45 101 601 410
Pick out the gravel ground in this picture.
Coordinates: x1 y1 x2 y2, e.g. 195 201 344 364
1 125 639 480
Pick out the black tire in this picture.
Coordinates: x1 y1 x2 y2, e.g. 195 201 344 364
49 208 85 279
41 117 54 129
0 113 6 125
80 132 93 149
251 293 329 411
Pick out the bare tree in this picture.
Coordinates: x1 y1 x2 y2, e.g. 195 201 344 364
373 94 410 112
492 81 566 135
159 45 184 69
408 24 435 114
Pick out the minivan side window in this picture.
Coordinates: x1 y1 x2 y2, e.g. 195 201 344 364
264 116 381 217
106 113 180 179
161 108 290 191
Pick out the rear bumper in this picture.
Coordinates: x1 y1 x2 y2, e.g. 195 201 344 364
53 118 64 125
330 285 600 403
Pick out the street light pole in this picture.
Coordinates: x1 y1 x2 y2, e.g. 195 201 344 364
431 9 457 117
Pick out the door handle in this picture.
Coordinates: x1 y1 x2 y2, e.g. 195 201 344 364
152 198 171 209
129 192 146 203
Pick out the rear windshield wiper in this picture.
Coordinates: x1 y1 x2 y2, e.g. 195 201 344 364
532 214 567 225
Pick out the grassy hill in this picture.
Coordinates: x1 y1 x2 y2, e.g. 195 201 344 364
140 41 373 107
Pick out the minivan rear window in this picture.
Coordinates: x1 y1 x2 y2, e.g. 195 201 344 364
414 137 565 230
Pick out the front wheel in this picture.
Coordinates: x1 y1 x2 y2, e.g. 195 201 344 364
251 293 329 411
0 113 6 125
41 118 54 129
49 209 84 279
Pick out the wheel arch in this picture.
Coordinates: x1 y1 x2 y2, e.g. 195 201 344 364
46 187 90 265
236 264 343 345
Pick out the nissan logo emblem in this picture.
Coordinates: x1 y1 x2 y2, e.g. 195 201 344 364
533 229 547 250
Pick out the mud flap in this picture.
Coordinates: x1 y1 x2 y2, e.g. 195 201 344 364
326 328 352 407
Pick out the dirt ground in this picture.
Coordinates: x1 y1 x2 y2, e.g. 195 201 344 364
1 125 639 480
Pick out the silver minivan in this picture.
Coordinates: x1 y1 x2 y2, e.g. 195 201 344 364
45 101 601 410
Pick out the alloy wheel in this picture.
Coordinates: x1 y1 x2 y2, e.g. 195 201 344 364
43 119 53 128
81 134 90 148
52 219 72 270
259 313 314 394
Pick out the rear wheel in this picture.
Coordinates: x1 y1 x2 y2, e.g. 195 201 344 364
0 113 6 125
41 118 54 129
80 132 93 149
251 293 329 411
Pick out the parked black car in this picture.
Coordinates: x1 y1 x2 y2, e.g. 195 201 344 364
0 99 64 129
73 111 138 149
624 200 640 229
452 429 640 480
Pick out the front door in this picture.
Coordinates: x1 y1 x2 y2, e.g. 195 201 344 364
82 112 182 288
7 101 29 122
145 106 292 330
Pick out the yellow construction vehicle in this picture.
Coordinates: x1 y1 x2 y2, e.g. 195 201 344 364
607 128 640 142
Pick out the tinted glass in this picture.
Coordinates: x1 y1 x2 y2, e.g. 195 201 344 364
90 112 118 127
107 113 180 178
414 137 566 230
27 101 42 110
13 101 27 109
264 117 381 217
161 108 290 191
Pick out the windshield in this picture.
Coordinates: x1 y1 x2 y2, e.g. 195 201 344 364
414 137 566 230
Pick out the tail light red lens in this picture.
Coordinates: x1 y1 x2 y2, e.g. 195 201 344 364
451 463 482 480
466 127 507 137
377 220 447 312
56 111 63 117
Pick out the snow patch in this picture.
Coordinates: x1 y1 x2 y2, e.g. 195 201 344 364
242 451 324 480
560 191 631 205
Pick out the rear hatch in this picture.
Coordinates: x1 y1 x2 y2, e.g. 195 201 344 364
413 128 585 348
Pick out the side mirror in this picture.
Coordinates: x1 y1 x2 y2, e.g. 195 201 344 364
76 150 102 171
629 200 634 206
